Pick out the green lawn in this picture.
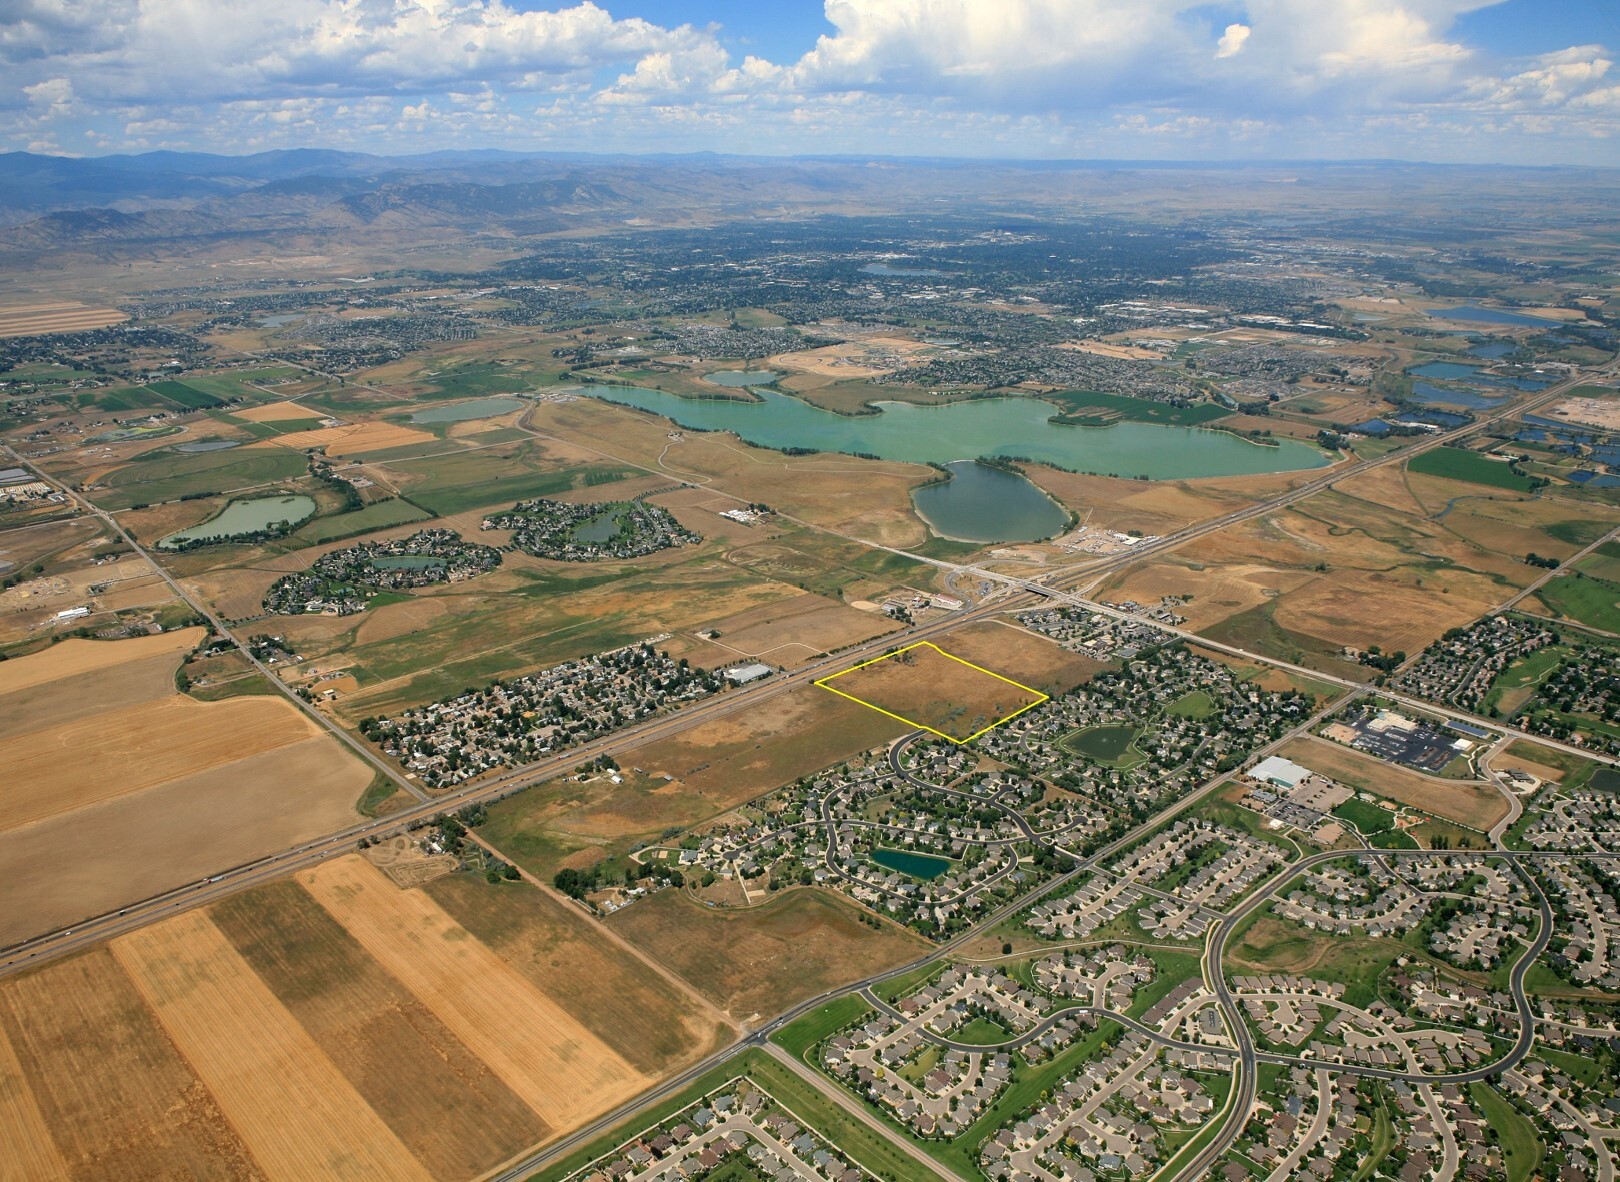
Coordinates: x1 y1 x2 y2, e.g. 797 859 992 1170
1168 689 1217 719
1536 572 1620 634
1408 446 1535 491
771 995 874 1061
1332 797 1395 835
951 1017 1013 1045
1469 1082 1543 1182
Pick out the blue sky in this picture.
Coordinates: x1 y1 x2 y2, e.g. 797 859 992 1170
4 1 1618 164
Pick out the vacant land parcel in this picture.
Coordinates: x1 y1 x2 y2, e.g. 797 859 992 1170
816 640 1048 742
0 632 369 945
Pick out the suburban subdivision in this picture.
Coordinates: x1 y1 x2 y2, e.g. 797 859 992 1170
2 146 1620 1182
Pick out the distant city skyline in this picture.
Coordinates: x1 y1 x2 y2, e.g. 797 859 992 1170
6 0 1620 165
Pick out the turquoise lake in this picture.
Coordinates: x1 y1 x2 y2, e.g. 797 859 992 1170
586 388 1328 479
159 494 316 548
870 847 954 879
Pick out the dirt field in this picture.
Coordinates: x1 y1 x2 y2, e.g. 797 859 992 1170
817 640 1047 742
232 400 318 422
0 630 369 946
300 858 648 1131
256 421 433 456
941 618 1110 695
0 627 199 693
621 682 913 819
1277 735 1508 830
115 911 436 1182
695 591 899 666
0 302 127 338
0 736 369 945
606 887 928 1023
0 693 323 830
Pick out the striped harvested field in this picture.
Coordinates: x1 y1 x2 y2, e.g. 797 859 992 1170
0 859 725 1179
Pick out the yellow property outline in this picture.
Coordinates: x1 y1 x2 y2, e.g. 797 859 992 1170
813 640 1050 745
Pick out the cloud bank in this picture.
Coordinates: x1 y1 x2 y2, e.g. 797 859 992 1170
3 0 1616 163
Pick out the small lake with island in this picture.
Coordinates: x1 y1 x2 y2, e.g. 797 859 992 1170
586 386 1327 545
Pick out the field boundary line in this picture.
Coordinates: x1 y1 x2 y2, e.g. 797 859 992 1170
812 640 1049 744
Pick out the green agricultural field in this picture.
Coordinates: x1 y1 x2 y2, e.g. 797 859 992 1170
396 447 637 516
293 497 433 544
1047 389 1232 426
146 379 225 409
1536 572 1620 634
94 449 307 509
1408 446 1535 491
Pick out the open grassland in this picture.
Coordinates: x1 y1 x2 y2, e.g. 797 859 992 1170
425 872 731 1073
1228 913 1405 1004
1278 734 1507 831
721 524 934 604
326 551 801 720
115 911 436 1182
1108 482 1550 674
388 436 637 516
694 590 899 665
1023 465 1315 537
0 631 367 945
818 640 1047 742
606 887 929 1023
0 946 262 1181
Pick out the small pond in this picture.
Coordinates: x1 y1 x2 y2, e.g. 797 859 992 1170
572 507 627 544
869 848 954 880
172 439 241 453
409 396 525 423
